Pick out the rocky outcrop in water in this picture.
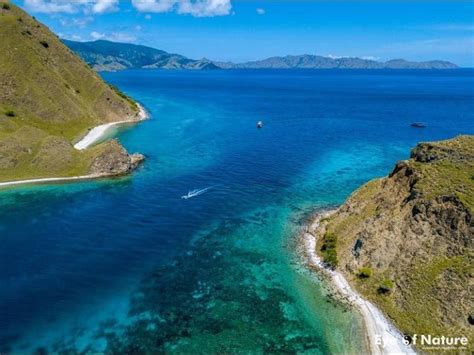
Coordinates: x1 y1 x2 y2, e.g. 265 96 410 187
89 139 144 176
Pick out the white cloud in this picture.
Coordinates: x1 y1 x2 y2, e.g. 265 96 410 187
90 31 105 40
131 0 232 17
326 54 345 59
24 0 231 17
60 16 93 28
256 8 265 15
361 56 380 61
70 34 84 41
90 31 136 43
132 0 175 13
23 0 118 14
24 0 76 13
61 33 84 41
92 0 118 14
178 0 231 17
326 54 380 61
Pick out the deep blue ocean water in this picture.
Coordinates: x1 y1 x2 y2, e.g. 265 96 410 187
1 69 473 353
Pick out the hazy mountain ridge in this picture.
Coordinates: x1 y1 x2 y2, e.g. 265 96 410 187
216 54 458 69
65 40 458 72
64 39 220 71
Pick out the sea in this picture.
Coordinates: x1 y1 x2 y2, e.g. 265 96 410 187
1 69 473 353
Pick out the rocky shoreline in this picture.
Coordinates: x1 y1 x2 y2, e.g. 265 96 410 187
299 209 416 355
298 135 474 354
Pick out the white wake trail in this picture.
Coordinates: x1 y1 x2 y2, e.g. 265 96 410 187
181 186 213 199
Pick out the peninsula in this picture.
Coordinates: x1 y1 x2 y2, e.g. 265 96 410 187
304 135 473 353
0 2 147 186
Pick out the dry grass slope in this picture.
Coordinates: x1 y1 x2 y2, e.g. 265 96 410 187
0 1 140 182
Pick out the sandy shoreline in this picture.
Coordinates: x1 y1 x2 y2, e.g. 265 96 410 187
0 174 107 188
0 104 149 189
74 103 148 150
302 210 416 355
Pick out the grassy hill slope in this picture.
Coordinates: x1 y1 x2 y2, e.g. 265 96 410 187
315 135 473 351
0 1 141 182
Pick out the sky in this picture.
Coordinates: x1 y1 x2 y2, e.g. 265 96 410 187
12 0 474 66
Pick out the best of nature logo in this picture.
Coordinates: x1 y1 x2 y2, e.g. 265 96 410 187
404 334 469 349
376 334 469 350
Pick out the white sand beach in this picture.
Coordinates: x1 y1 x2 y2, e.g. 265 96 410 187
0 104 149 189
0 174 106 188
74 103 148 150
303 211 416 355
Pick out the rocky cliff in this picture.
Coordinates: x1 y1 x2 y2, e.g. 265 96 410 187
315 135 473 351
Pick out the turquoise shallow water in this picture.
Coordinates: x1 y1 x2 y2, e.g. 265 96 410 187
1 69 473 353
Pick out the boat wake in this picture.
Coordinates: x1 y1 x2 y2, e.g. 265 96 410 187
181 186 213 199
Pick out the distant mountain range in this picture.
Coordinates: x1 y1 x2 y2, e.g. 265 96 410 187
215 55 458 70
64 40 458 72
63 40 220 71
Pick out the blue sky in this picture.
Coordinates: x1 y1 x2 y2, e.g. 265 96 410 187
13 0 474 66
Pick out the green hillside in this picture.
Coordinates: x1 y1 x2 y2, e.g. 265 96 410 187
0 1 141 183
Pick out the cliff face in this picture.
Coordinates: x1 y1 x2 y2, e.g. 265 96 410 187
316 135 473 349
0 2 143 182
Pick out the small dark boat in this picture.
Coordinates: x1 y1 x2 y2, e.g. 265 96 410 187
410 122 426 128
257 120 263 129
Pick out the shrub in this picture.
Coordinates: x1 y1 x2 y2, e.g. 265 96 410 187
320 232 338 269
109 84 138 110
324 249 338 269
2 3 11 10
358 267 373 279
378 279 394 294
39 40 49 48
5 110 16 117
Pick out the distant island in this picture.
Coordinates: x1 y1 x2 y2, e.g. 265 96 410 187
216 55 457 70
64 39 458 72
63 39 220 72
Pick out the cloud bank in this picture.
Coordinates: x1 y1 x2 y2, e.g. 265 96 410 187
90 31 137 43
131 0 232 17
24 0 118 14
23 0 232 17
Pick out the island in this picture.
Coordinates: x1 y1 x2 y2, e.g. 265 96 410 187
303 135 473 353
0 3 148 186
63 39 458 72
